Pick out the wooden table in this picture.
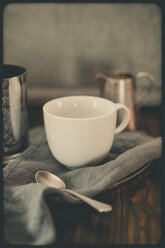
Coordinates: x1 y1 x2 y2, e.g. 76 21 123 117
29 106 162 245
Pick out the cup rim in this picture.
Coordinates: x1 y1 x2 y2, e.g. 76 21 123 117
43 95 116 121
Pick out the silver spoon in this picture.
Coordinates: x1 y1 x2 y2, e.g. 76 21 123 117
35 171 112 213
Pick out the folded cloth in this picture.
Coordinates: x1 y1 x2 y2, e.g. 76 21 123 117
3 127 162 245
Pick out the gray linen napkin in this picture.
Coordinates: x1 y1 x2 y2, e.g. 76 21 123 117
3 127 162 245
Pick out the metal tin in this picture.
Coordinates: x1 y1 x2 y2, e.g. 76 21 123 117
2 64 29 155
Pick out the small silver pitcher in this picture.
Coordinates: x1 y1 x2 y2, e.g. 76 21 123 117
2 64 29 157
96 71 155 130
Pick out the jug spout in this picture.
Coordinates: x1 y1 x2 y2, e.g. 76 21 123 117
96 73 112 103
96 72 111 81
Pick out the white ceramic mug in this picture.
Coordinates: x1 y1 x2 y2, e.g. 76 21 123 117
43 95 130 169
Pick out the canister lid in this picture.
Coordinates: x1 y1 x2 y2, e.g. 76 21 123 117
2 64 26 80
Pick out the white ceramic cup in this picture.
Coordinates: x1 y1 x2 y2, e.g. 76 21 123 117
43 95 130 169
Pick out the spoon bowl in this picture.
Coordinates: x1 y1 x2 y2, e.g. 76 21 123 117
35 171 66 189
35 171 112 213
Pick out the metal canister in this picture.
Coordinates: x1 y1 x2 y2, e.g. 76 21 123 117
2 64 29 156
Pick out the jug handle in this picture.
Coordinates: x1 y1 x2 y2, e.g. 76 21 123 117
134 72 155 106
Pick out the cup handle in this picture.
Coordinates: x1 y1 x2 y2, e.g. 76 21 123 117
134 71 155 106
115 103 130 134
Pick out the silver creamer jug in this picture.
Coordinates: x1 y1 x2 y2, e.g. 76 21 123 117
96 71 155 131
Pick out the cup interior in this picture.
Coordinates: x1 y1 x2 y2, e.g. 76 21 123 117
43 96 116 119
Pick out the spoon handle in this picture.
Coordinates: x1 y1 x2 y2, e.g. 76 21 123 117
65 189 112 213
